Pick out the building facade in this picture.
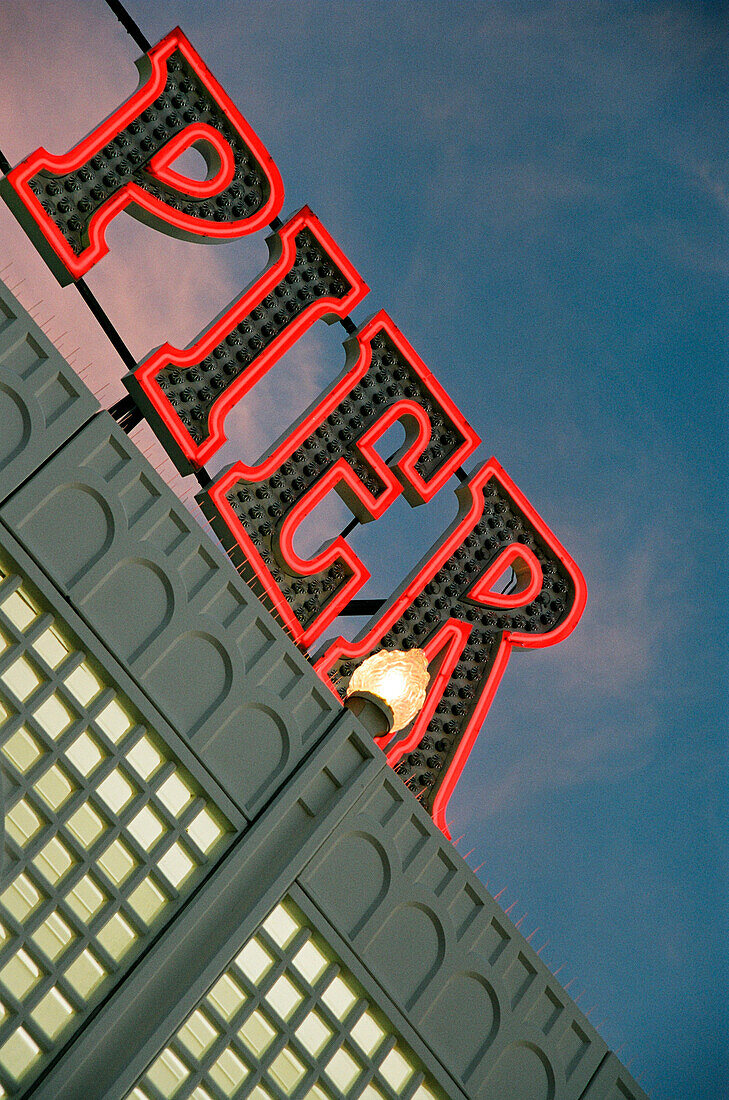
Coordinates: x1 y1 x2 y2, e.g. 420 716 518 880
0 280 647 1099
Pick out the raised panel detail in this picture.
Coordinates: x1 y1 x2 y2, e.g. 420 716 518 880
420 972 499 1079
483 1041 555 1100
368 903 445 1008
1 414 341 817
300 771 610 1098
0 282 97 503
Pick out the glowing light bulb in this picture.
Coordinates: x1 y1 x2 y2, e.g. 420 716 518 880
346 649 429 732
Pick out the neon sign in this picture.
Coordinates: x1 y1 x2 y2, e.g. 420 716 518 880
0 29 283 284
197 310 480 648
1 27 586 836
317 459 586 834
125 205 369 472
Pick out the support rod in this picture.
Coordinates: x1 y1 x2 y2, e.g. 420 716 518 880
103 0 151 52
108 394 143 432
338 599 386 616
76 279 136 370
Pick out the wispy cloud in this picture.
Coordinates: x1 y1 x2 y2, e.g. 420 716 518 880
453 509 689 823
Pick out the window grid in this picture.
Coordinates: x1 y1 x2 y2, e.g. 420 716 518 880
0 564 232 1095
128 898 444 1100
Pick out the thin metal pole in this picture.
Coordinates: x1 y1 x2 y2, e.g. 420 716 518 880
76 280 136 370
108 394 143 431
102 0 151 51
339 599 386 616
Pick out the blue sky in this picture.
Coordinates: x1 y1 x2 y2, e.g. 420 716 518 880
0 1 726 1096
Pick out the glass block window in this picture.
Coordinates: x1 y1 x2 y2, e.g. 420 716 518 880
128 897 444 1100
0 561 233 1095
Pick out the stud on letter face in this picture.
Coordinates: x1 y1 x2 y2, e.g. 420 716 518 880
1 28 284 283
